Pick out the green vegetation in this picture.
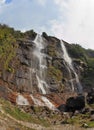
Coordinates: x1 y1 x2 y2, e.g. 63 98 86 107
47 43 57 57
0 24 37 72
81 58 94 89
66 113 94 128
87 121 94 128
5 106 33 122
87 58 94 68
47 65 62 82
0 99 36 130
0 98 50 127
0 24 18 72
66 43 87 62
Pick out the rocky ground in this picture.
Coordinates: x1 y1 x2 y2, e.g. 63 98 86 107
0 114 94 130
0 98 94 130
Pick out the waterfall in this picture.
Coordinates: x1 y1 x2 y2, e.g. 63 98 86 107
41 96 55 110
60 40 82 93
32 34 48 94
30 94 55 110
36 75 47 94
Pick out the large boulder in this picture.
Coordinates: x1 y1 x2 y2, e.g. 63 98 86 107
65 95 85 112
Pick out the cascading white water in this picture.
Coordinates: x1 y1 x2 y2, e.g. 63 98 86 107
30 95 44 106
41 96 55 110
33 34 48 94
36 75 46 94
60 40 82 93
30 94 55 110
63 61 74 91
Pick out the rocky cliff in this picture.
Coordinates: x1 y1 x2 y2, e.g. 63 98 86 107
0 24 94 110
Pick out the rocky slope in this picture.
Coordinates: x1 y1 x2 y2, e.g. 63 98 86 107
0 24 94 129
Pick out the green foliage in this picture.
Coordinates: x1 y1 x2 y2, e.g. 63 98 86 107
67 113 91 127
87 121 94 128
47 44 57 57
5 106 32 121
0 24 17 71
47 66 62 82
66 43 87 61
87 58 94 68
86 49 94 58
86 58 94 78
82 58 94 88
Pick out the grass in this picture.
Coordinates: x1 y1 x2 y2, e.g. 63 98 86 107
0 98 50 127
66 113 94 128
87 121 94 128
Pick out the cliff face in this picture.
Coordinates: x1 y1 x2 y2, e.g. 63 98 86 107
0 34 81 93
0 25 94 108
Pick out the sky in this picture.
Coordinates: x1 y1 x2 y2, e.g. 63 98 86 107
0 0 94 49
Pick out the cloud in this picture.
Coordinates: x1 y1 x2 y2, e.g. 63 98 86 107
49 20 64 38
0 0 6 4
0 0 58 33
5 0 12 4
0 0 48 31
50 0 94 49
37 0 46 6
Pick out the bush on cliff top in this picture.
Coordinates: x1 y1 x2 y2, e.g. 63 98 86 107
0 24 17 71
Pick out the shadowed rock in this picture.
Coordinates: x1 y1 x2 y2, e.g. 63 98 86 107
65 95 85 113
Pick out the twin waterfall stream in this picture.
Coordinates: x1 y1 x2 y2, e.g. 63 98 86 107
32 34 82 94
